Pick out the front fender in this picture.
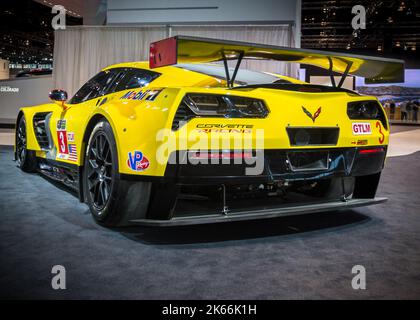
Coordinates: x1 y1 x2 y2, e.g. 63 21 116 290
16 104 59 153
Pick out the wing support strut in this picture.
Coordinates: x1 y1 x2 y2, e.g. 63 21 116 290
328 57 353 88
221 50 244 88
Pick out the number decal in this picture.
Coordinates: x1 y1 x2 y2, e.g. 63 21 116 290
57 130 68 154
376 121 385 144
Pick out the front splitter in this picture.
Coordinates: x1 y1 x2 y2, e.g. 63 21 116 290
130 197 387 226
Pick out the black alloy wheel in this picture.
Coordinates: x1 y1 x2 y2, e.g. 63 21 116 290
86 132 114 211
16 116 37 172
84 120 161 227
16 117 27 165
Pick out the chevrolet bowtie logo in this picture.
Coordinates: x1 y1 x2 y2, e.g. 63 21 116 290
302 106 322 123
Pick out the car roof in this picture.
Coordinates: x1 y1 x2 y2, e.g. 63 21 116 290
103 61 304 85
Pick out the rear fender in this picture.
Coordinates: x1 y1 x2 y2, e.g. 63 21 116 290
98 87 183 177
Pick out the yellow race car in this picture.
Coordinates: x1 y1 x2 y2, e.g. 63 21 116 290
15 36 404 226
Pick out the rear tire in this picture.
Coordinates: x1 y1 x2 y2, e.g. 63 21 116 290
83 120 151 227
16 116 37 172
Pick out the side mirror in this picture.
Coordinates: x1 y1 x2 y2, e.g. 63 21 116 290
49 89 68 102
49 89 70 111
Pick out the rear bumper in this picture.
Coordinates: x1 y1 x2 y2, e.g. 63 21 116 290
133 146 387 185
121 146 387 185
129 197 387 226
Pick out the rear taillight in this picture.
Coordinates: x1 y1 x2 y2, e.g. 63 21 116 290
172 93 268 130
359 147 385 154
347 100 388 129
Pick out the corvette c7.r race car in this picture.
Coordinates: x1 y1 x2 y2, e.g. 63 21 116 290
15 36 404 227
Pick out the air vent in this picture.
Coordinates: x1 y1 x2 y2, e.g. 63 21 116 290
287 127 339 146
287 150 329 171
171 102 194 131
33 112 52 149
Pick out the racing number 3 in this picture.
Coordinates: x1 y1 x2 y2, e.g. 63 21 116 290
57 130 68 154
376 121 385 144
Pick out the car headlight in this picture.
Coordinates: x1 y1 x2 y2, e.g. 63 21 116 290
347 100 387 129
172 94 268 130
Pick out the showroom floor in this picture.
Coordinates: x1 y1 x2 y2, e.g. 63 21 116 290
1 127 420 299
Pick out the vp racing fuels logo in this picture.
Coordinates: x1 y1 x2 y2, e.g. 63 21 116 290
127 151 150 172
302 106 322 123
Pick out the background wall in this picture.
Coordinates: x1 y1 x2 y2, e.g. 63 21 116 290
0 0 301 123
53 26 167 96
309 76 355 91
0 59 9 80
107 0 299 24
107 0 301 48
53 25 296 97
0 76 53 123
53 0 301 96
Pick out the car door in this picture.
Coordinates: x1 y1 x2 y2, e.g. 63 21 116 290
49 69 125 164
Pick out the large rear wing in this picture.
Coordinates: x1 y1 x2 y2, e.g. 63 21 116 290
149 35 404 86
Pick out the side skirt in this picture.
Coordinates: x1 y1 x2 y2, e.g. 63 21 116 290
36 157 83 201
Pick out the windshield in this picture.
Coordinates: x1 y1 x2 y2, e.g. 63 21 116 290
175 63 291 86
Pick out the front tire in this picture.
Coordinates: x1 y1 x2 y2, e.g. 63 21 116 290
16 116 37 172
83 121 151 227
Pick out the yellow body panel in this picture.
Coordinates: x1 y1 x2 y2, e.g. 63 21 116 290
17 61 389 177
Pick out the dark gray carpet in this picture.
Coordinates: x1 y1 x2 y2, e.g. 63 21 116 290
390 124 420 134
1 145 420 299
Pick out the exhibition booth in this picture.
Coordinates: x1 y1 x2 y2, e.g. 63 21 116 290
2 0 420 303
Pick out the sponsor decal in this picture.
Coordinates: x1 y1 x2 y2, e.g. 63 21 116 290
352 122 372 135
57 129 68 154
376 121 385 144
351 139 368 146
57 119 66 130
67 132 75 142
120 89 162 101
68 144 77 161
195 124 253 134
145 90 162 101
302 106 321 123
57 153 68 160
127 151 150 172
